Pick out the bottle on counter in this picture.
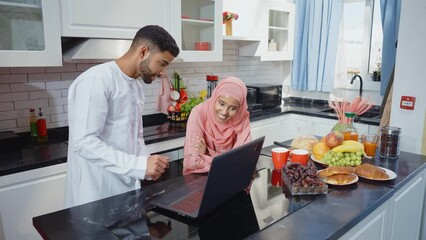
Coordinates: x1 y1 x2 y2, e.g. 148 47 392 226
37 107 48 144
206 74 218 98
343 112 358 141
29 108 38 144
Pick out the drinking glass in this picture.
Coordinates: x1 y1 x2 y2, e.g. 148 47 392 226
361 133 379 158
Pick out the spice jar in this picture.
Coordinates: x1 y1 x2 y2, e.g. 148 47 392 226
379 126 401 158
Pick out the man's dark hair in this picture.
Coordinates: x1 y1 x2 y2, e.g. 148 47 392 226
132 25 179 57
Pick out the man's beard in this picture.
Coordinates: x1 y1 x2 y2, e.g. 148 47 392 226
138 58 156 84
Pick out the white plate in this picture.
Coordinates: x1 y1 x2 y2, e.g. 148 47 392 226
316 171 359 186
310 155 329 167
356 167 397 181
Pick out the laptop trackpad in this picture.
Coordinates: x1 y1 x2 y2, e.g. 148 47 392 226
157 177 206 205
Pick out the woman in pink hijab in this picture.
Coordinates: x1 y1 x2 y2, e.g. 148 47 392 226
183 76 251 175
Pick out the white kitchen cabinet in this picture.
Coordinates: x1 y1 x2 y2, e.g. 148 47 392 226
250 115 292 147
170 0 223 62
289 114 312 139
369 125 380 135
60 0 171 39
0 163 67 240
239 0 295 61
0 0 62 67
385 169 426 240
339 203 388 240
311 116 336 136
251 117 281 147
222 0 262 39
340 168 426 240
146 137 185 157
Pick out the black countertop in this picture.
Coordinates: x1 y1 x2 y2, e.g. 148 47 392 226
32 138 426 239
0 98 381 177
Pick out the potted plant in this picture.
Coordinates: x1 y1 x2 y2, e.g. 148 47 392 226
372 49 381 82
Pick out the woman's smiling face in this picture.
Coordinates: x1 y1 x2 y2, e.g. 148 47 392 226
214 95 240 123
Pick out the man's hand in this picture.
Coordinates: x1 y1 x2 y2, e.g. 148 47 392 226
145 155 169 180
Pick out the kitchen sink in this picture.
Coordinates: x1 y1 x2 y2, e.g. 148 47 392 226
320 108 381 119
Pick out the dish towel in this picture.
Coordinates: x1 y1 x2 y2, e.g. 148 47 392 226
156 74 172 115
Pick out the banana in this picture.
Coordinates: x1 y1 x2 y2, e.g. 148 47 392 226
331 140 364 153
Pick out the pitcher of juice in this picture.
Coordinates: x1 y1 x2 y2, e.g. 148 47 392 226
343 112 358 141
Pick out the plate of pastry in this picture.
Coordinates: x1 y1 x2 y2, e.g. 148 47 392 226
317 166 358 186
354 163 397 181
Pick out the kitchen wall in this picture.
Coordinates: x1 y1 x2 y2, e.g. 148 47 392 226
0 41 382 133
390 0 425 154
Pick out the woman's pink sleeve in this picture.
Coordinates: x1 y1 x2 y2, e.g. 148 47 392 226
182 109 214 175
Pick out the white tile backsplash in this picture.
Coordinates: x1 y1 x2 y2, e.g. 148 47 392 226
0 84 10 93
28 73 61 82
10 82 46 92
0 92 28 103
0 74 27 83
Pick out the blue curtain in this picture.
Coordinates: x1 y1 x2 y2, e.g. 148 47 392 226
380 0 401 96
291 0 343 92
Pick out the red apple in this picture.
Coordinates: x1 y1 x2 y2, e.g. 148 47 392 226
324 131 344 148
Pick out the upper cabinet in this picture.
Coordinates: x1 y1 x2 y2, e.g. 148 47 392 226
171 0 223 62
0 0 62 67
227 0 295 61
60 0 171 39
261 1 295 61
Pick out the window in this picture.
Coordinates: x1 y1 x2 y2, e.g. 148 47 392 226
341 0 382 80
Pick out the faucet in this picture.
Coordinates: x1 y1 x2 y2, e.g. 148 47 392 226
350 74 363 97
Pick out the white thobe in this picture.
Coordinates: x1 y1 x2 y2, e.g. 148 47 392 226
64 61 149 208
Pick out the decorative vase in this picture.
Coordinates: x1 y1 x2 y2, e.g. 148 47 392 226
225 19 233 36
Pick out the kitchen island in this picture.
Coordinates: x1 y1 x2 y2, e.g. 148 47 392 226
32 139 426 240
0 98 408 240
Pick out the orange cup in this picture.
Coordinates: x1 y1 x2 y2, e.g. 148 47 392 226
271 147 290 170
361 133 378 157
291 149 310 166
271 169 283 186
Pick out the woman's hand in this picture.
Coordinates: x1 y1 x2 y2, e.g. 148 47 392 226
191 136 206 154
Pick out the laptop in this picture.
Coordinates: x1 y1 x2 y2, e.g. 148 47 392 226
151 136 265 219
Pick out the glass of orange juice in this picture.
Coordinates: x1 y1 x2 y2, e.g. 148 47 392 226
361 133 379 158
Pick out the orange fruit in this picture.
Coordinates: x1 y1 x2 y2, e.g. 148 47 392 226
313 142 331 160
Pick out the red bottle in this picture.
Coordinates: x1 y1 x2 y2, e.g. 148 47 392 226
37 107 48 143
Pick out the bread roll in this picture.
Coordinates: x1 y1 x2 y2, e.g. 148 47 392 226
355 163 389 180
291 135 319 151
317 166 355 178
326 174 357 185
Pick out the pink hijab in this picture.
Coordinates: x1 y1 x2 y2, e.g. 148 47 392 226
183 76 252 174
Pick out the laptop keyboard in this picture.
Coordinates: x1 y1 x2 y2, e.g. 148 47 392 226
171 191 204 214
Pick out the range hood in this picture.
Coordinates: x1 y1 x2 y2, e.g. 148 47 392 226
61 38 132 63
